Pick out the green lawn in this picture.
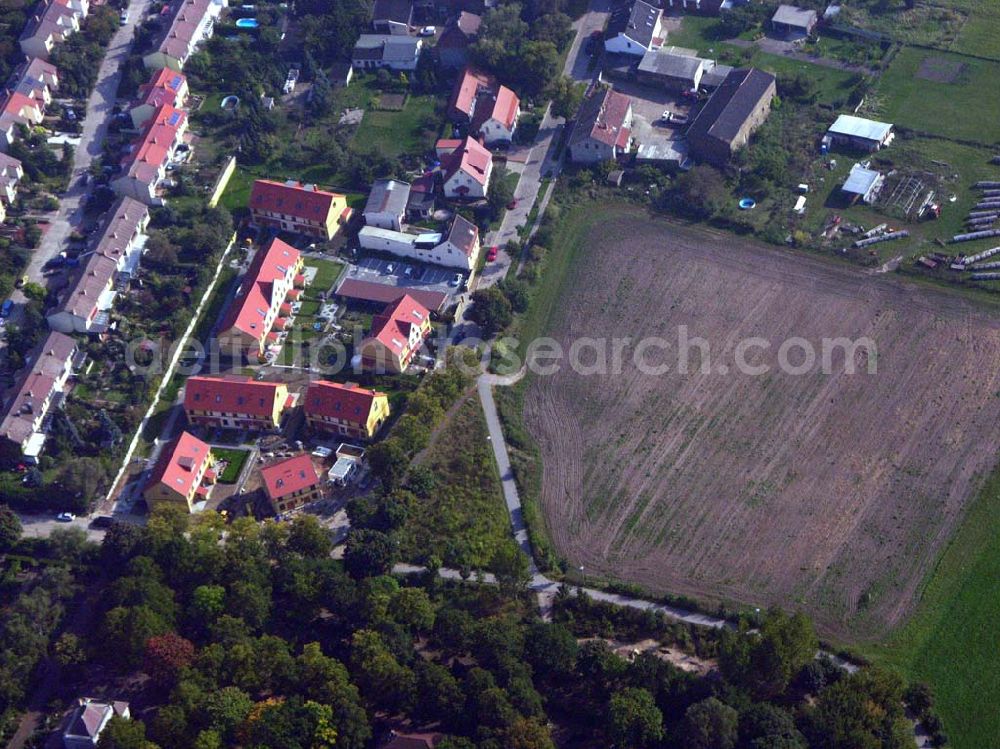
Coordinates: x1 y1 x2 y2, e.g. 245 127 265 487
951 0 1000 57
305 258 346 295
873 46 1000 144
212 447 251 484
860 464 1000 749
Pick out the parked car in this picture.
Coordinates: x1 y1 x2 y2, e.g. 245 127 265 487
14 274 28 289
450 273 463 287
1 300 12 317
487 246 498 262
91 515 114 529
419 25 436 36
507 198 518 210
56 512 76 522
119 9 128 23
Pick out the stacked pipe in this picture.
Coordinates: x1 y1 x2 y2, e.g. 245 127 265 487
952 229 1000 243
961 246 1000 265
968 260 1000 271
854 230 909 248
971 272 1000 280
973 181 1000 188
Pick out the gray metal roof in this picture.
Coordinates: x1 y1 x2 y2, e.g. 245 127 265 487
828 114 893 143
771 4 818 29
365 179 411 218
842 163 881 195
638 49 707 82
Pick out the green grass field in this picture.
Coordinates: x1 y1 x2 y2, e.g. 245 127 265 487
860 464 1000 749
212 447 251 484
874 47 1000 143
306 257 346 294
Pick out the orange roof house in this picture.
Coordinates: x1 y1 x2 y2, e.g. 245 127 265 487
442 136 493 199
113 104 187 204
249 179 349 241
183 375 291 431
448 66 520 144
448 66 497 122
217 238 302 360
359 294 432 373
144 431 215 513
304 381 390 440
261 454 322 514
131 68 188 127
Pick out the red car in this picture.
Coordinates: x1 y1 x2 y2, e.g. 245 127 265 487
487 246 498 261
507 198 518 210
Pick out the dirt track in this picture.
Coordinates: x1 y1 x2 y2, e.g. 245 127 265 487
524 211 1000 640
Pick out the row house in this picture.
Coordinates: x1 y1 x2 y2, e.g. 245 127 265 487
130 68 188 128
47 196 149 334
217 237 303 360
143 0 226 72
19 0 89 60
0 57 59 151
262 454 322 514
304 381 390 441
0 331 77 462
112 104 188 204
183 374 292 431
249 179 350 241
144 430 216 513
0 154 24 222
359 294 432 373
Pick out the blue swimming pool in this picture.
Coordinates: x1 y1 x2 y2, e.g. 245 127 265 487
235 17 259 28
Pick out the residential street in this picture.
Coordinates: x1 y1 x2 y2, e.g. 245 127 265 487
16 512 107 542
11 0 153 312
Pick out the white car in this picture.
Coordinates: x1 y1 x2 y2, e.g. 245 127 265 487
419 25 436 36
450 273 463 287
56 512 76 522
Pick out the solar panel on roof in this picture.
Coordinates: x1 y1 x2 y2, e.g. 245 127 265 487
167 111 181 126
170 75 182 89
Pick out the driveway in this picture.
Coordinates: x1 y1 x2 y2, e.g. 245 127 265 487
11 0 154 312
17 512 108 542
564 0 613 82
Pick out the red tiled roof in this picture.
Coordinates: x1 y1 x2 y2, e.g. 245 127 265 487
1 91 40 120
368 294 430 357
442 136 492 186
122 103 186 183
220 237 301 341
304 380 385 425
184 375 285 418
448 66 496 120
146 431 211 498
491 86 519 129
335 278 446 312
137 68 186 108
250 179 345 223
261 453 319 501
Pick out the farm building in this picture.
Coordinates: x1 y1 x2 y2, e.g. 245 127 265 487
826 114 894 152
437 11 481 68
364 179 411 231
605 0 663 57
568 88 633 163
352 35 422 71
637 48 709 91
841 163 885 204
262 454 322 514
770 4 818 37
686 68 776 166
371 0 413 35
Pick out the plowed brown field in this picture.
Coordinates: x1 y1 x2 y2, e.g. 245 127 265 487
524 209 1000 639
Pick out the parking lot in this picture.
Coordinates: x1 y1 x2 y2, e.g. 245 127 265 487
345 255 465 300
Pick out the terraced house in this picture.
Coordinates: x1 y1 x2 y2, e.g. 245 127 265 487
143 0 226 71
0 154 24 221
359 294 432 373
130 68 188 128
183 375 292 431
47 197 149 334
144 431 215 513
19 0 88 60
113 104 188 204
262 454 322 514
304 381 390 440
217 237 304 360
0 57 58 150
249 179 350 241
0 331 76 462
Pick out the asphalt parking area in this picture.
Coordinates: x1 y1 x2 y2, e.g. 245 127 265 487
346 256 464 300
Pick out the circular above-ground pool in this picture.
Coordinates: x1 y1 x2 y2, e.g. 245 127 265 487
220 95 240 111
236 17 259 28
738 197 756 210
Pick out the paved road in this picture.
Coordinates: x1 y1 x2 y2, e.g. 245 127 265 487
17 512 107 542
565 0 612 83
11 0 153 311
